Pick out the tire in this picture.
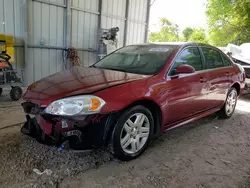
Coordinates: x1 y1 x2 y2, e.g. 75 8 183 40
0 88 2 96
219 87 238 118
108 105 154 161
10 86 23 101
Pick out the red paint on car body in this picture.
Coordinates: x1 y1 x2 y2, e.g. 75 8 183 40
23 43 245 133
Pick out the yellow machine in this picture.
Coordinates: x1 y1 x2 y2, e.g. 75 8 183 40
0 34 15 64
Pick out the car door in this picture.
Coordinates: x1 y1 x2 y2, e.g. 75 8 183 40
201 47 233 109
163 47 209 126
221 52 236 86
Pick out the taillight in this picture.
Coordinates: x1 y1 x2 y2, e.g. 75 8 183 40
235 63 246 81
243 71 246 81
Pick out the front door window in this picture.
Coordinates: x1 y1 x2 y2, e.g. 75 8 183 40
169 47 203 76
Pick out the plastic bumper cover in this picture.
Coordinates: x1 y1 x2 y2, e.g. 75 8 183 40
21 113 114 150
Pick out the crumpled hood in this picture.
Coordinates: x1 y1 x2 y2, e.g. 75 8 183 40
23 66 149 105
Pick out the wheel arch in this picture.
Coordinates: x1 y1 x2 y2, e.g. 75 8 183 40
117 99 163 137
231 82 241 96
103 98 163 145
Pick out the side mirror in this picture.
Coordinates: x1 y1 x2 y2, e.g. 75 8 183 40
175 64 195 75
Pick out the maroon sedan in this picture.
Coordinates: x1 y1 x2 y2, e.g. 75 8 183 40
21 42 245 160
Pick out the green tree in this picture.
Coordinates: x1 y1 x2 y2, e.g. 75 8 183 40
188 29 207 43
182 27 194 41
149 18 179 42
206 0 250 46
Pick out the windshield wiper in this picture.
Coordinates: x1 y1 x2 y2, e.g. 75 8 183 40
101 67 121 71
98 67 132 73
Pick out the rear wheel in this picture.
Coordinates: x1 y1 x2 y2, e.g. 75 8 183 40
0 88 2 96
10 86 22 101
219 87 238 118
109 105 154 161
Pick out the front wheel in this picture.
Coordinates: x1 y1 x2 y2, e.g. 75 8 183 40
219 87 238 118
109 105 154 161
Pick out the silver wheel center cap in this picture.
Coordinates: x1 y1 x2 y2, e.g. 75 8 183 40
131 128 137 136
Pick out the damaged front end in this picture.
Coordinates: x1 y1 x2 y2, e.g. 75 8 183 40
21 102 114 150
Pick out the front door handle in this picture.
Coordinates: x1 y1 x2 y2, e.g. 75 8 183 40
200 77 207 83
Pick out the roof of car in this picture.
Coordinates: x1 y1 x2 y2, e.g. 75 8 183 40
133 42 189 46
150 42 190 45
130 42 216 50
135 42 211 47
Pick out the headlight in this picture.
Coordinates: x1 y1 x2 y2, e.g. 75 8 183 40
44 95 105 116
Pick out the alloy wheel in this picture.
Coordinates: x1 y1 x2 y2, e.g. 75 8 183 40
225 90 237 116
120 113 150 154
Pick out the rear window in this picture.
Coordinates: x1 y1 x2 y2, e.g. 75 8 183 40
93 45 177 75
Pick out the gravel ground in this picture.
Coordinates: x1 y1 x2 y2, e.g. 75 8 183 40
0 92 250 188
0 89 25 128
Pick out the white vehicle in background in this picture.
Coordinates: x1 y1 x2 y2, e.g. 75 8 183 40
218 43 250 65
218 43 250 89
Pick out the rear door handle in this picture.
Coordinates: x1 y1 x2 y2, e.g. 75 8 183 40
200 77 207 83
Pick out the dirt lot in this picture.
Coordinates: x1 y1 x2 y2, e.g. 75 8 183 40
0 91 250 188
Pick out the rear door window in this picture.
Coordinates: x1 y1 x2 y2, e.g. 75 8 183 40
202 48 224 69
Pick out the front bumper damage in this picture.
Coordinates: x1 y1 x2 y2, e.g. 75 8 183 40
21 102 115 150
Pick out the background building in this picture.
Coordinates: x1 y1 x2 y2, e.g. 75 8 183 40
0 0 150 85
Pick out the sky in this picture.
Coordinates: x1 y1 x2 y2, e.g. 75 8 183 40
149 0 207 32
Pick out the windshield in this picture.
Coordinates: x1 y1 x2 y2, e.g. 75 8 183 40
93 45 176 75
